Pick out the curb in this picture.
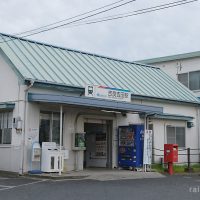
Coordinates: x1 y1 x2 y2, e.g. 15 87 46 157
25 174 89 180
0 170 20 178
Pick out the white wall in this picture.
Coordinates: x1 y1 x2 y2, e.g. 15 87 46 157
0 54 26 172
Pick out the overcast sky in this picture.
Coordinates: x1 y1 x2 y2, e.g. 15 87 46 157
0 0 199 61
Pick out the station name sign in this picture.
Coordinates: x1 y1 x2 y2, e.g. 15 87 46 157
85 85 131 102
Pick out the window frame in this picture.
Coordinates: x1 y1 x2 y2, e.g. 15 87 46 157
0 111 12 145
177 73 189 88
39 111 63 145
166 125 186 148
178 70 200 91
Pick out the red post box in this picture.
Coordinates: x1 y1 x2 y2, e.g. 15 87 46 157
164 144 178 163
164 144 178 175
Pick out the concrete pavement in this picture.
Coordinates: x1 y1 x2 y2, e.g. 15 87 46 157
0 174 200 200
28 168 165 181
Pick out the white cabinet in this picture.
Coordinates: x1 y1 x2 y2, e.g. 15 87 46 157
41 142 64 173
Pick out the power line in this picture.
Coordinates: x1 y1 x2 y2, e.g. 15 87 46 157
0 0 198 44
63 0 198 28
14 0 129 36
0 0 136 43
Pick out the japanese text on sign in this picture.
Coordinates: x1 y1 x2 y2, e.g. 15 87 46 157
85 85 131 102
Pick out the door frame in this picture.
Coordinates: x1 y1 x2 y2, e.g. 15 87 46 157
83 119 113 168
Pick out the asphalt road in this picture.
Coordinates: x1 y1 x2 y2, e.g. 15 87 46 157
0 174 200 200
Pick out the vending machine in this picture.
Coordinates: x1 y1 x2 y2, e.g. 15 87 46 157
118 124 144 168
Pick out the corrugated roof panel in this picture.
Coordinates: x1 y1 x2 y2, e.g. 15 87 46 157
104 59 136 91
120 62 161 96
67 51 99 84
16 40 47 80
72 52 106 86
0 33 199 103
45 45 77 85
39 44 71 84
0 36 35 79
87 54 120 87
17 40 54 81
94 56 125 88
51 47 82 86
60 50 89 85
158 69 197 102
137 65 178 99
35 44 67 83
27 42 60 82
152 69 183 99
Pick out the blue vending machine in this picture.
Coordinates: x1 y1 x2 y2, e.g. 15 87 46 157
118 124 144 168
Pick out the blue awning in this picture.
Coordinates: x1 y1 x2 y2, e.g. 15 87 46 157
28 93 163 114
140 113 193 121
0 103 15 110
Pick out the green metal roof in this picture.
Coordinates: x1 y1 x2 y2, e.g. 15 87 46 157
136 51 200 64
0 33 199 104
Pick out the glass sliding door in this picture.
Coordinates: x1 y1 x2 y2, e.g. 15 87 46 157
52 114 60 144
39 112 62 145
39 113 51 144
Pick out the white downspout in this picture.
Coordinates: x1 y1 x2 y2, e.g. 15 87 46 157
20 80 34 175
59 105 63 176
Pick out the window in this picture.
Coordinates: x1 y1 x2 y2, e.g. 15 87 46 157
166 126 185 148
178 71 200 90
39 112 62 145
189 71 200 90
0 112 12 144
178 73 188 88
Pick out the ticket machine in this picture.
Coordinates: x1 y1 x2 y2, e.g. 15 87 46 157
118 124 144 168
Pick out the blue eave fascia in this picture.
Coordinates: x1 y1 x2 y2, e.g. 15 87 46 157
139 113 193 121
0 103 15 110
28 93 163 114
133 95 200 106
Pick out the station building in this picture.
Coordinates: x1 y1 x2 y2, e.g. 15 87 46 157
0 33 200 174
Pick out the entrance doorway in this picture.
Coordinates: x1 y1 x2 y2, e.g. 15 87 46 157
84 121 112 168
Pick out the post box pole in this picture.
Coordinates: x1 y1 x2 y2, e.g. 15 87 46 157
168 162 173 175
